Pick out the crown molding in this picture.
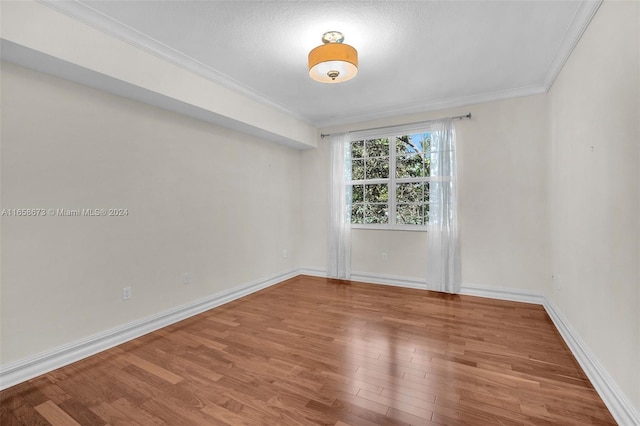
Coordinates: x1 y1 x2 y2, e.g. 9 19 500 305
319 0 603 128
35 0 602 131
317 84 547 129
0 40 315 150
36 0 311 126
542 0 603 91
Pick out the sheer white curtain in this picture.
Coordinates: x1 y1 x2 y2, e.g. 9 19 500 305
426 118 461 293
328 132 352 279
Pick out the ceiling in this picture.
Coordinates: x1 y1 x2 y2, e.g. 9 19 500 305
35 1 600 128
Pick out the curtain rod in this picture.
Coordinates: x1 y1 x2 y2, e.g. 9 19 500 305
320 113 471 139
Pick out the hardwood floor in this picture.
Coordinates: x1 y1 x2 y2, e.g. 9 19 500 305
1 275 615 425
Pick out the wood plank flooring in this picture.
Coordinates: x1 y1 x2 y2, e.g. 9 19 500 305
0 275 616 425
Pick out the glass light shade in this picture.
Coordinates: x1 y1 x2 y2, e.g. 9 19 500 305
308 42 358 83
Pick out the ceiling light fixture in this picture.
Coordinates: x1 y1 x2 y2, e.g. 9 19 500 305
308 31 358 83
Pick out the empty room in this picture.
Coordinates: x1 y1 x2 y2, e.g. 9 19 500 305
1 0 638 425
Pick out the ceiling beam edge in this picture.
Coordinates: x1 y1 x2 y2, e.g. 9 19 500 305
0 1 318 150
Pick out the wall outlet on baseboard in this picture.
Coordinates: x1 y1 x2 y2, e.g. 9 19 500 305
381 252 388 261
122 286 132 300
184 273 191 285
282 249 288 258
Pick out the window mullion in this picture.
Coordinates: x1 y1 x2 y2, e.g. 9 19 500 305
395 177 430 184
348 178 388 185
389 136 396 226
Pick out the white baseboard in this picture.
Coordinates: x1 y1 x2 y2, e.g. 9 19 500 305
544 299 640 425
300 268 432 290
350 271 430 290
3 269 638 425
297 267 327 278
298 269 639 424
301 269 547 305
0 269 298 391
460 283 547 305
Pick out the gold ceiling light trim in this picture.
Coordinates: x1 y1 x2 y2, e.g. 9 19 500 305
308 31 358 83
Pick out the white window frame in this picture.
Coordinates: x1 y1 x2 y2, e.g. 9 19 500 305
348 129 432 231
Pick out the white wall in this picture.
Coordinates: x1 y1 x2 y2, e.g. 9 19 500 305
0 62 301 363
547 0 639 412
301 95 550 292
2 0 638 415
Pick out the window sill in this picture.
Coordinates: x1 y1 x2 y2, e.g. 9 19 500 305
350 224 428 232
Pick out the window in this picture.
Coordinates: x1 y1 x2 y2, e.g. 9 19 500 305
348 131 432 229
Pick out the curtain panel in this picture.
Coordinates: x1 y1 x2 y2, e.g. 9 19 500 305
328 132 352 279
426 118 461 293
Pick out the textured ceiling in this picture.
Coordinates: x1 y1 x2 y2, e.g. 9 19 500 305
41 1 599 128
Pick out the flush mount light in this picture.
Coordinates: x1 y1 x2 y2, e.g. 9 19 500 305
308 31 358 83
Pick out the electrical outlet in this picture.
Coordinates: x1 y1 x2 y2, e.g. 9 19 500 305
123 286 132 300
282 249 288 258
184 273 191 285
381 252 388 261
